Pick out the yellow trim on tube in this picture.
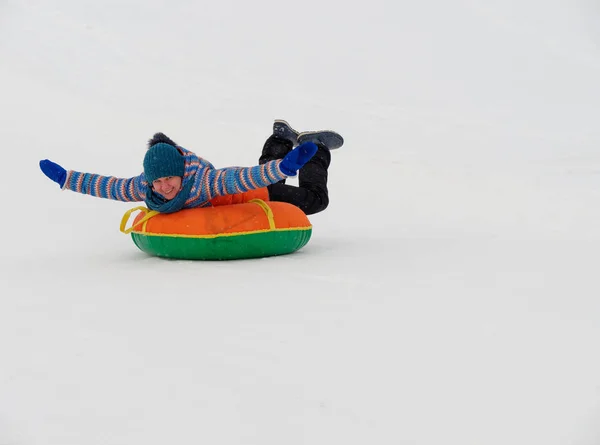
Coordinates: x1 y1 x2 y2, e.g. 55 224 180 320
119 206 159 234
249 199 276 230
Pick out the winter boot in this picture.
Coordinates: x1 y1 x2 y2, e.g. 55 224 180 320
274 119 344 150
273 119 300 146
297 129 344 150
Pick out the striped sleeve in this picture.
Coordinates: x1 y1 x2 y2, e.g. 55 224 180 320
198 160 287 200
63 170 147 202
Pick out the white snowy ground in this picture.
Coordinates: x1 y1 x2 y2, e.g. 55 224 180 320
2 1 600 444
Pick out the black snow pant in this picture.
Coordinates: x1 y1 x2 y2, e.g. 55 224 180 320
259 135 330 215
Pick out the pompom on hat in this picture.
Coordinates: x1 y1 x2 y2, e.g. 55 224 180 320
143 143 185 183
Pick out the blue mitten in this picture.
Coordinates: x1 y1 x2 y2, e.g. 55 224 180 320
279 142 318 176
39 159 67 187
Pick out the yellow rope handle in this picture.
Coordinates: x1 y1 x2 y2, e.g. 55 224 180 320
249 199 276 230
119 206 160 234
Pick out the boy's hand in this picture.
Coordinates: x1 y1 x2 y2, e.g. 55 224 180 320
39 160 67 187
279 142 318 176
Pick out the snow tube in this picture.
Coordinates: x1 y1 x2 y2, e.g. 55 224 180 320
119 199 312 260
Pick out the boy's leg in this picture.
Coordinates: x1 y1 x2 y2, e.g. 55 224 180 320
259 135 293 164
259 135 293 185
267 144 331 215
298 144 331 213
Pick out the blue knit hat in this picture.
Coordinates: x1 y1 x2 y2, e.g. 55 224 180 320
143 143 185 183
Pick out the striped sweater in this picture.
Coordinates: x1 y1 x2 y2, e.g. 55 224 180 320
62 146 288 208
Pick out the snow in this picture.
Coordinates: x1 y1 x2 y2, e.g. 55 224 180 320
2 0 600 443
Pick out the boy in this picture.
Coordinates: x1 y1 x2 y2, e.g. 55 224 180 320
39 120 343 215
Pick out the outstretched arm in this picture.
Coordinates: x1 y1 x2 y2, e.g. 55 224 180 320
198 142 318 200
40 160 147 202
201 160 286 200
65 170 147 202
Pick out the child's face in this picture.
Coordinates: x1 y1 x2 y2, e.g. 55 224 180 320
152 176 183 200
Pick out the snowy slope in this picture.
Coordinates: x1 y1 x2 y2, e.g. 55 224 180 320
2 1 600 444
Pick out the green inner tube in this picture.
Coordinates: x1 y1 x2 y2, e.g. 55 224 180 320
131 228 312 260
